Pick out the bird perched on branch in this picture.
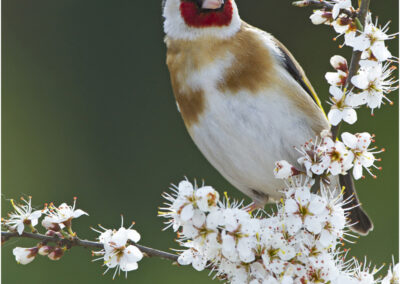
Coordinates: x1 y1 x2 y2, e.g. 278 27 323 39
162 0 372 234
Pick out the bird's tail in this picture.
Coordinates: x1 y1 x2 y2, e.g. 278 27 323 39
339 173 373 235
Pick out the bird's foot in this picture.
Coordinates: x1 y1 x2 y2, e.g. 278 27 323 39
243 202 264 213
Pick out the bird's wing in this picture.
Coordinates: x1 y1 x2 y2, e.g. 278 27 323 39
272 38 327 118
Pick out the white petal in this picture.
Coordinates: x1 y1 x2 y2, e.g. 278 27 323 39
120 261 138 272
126 229 141 243
329 86 344 100
309 196 327 214
342 108 357 124
178 180 194 197
206 209 223 229
352 163 363 180
350 34 370 51
325 72 342 86
328 109 343 126
17 223 25 235
351 73 369 90
360 152 375 168
341 132 357 149
180 204 194 222
31 219 38 227
178 249 194 266
356 132 372 149
237 238 256 263
124 245 143 262
305 216 323 234
72 209 88 218
29 210 43 220
295 187 311 205
285 199 299 214
371 41 392 61
191 209 206 227
285 215 302 235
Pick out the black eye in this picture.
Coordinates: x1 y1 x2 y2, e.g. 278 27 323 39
194 0 203 7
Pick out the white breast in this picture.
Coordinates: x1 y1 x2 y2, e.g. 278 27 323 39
178 52 329 205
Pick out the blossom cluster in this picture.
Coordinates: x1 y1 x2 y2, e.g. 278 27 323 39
2 197 143 279
275 131 382 180
2 197 88 264
160 179 396 284
93 219 143 279
309 0 398 124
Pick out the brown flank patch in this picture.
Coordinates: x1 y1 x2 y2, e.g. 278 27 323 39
165 22 276 127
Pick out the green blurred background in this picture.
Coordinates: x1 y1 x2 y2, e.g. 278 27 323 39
2 0 398 283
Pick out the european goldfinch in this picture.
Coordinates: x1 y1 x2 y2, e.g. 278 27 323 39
163 0 373 234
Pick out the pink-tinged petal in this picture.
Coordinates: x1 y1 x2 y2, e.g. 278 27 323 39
341 132 357 149
72 209 88 219
328 109 343 126
342 108 357 125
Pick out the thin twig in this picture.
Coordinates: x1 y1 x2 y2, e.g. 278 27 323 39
1 231 179 262
292 0 357 18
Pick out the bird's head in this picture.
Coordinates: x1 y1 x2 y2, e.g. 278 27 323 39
163 0 242 40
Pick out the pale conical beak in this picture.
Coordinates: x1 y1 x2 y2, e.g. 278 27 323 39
202 0 224 9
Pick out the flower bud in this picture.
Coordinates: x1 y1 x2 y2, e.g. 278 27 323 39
292 1 310 7
45 230 63 239
330 55 348 72
13 247 38 265
310 10 332 25
274 160 297 179
48 247 64 261
38 246 54 256
42 216 62 231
